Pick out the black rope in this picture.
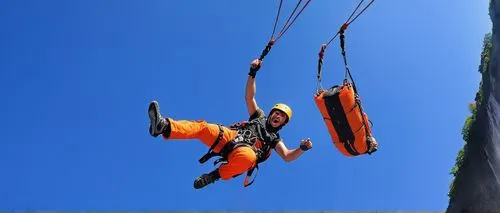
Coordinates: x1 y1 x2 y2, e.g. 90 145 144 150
346 0 375 26
270 0 284 40
258 0 312 62
324 0 374 48
345 0 365 26
275 0 312 42
316 0 375 89
276 0 302 39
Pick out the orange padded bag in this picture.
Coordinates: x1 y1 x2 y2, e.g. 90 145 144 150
314 81 376 157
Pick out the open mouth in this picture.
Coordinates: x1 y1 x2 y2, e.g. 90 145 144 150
272 118 281 124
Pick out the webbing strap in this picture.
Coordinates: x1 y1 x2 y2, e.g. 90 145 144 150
198 125 224 164
339 30 359 95
244 165 259 187
317 44 327 91
339 92 375 156
353 95 373 154
343 140 360 156
258 40 275 61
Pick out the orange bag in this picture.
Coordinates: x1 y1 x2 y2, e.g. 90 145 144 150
314 81 377 157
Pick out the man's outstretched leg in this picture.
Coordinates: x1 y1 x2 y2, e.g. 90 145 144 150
147 100 238 152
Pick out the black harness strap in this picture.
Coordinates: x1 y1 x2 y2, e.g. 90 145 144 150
244 165 259 187
212 141 249 166
203 140 262 187
339 30 359 95
344 140 360 156
197 119 277 187
258 40 275 62
198 124 224 164
317 44 327 91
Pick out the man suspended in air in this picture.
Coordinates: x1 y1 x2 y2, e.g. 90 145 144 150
147 58 313 189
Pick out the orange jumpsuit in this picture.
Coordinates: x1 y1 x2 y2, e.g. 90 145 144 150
162 118 258 180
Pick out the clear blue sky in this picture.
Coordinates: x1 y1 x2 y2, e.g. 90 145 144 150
0 0 492 211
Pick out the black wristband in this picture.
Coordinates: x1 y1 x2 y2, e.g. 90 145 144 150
300 144 309 151
248 68 258 78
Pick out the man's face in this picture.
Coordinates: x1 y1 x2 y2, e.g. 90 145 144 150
269 110 288 128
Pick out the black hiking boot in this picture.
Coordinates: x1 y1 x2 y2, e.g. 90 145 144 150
148 100 170 137
194 169 221 189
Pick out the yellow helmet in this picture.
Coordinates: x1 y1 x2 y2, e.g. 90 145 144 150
271 103 292 122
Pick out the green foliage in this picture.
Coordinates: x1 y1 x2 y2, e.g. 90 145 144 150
480 33 493 75
461 115 474 143
468 102 477 113
450 148 465 176
448 33 493 200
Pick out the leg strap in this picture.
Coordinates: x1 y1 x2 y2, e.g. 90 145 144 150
199 124 224 164
244 164 259 187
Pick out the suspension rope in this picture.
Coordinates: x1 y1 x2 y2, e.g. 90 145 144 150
274 0 312 42
270 0 284 40
316 0 375 91
257 0 312 63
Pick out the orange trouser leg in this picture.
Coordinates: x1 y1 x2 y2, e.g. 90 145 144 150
162 118 238 153
218 146 257 180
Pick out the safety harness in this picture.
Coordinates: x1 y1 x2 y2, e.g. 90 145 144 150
198 117 279 187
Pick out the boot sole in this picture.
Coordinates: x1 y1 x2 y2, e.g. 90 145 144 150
148 101 162 137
